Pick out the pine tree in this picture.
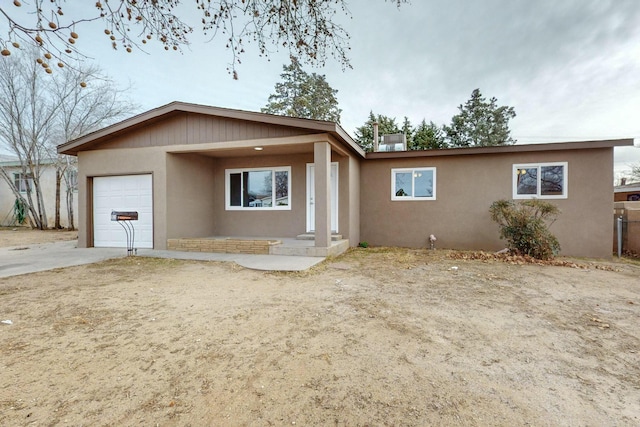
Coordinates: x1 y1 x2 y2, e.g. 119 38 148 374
262 58 341 122
411 119 448 150
444 89 516 147
354 112 401 152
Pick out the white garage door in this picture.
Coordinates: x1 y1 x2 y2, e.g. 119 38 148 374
93 175 153 248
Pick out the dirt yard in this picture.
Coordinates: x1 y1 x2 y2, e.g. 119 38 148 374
0 227 77 247
0 230 639 426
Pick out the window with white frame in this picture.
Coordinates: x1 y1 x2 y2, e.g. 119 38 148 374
226 166 291 210
13 173 32 193
513 162 567 199
391 167 436 201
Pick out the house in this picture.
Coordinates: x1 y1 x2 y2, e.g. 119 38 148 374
0 157 78 228
57 102 633 258
614 180 640 201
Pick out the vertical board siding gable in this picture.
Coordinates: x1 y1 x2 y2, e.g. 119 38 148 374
88 112 317 151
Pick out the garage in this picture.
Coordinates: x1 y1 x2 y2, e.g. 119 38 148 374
93 174 153 248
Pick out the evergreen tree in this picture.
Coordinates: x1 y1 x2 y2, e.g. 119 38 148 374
354 112 401 152
444 89 516 147
262 58 341 122
410 119 448 150
401 117 414 147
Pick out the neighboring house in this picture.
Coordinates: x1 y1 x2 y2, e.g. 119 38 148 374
614 181 640 201
57 102 633 258
0 158 78 228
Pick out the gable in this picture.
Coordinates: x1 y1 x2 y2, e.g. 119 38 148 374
87 112 318 151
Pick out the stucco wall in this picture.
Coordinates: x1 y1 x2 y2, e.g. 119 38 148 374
615 191 640 202
210 150 355 242
345 155 360 245
166 153 217 239
614 201 640 255
360 148 614 258
0 164 78 228
78 146 356 248
212 153 314 238
77 147 166 248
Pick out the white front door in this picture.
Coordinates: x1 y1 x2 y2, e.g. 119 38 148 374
306 163 338 233
93 174 153 248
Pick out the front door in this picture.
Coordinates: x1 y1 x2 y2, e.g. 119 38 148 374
306 163 338 233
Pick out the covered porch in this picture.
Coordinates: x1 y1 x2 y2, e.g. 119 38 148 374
164 131 361 254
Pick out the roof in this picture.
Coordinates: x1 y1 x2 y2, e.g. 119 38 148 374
57 101 365 157
366 138 634 159
0 154 18 163
615 182 640 193
0 157 57 167
56 101 633 160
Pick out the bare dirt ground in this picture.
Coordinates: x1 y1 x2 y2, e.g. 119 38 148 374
1 230 639 426
0 227 77 247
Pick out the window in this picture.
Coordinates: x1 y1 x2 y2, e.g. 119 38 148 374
513 162 567 199
225 167 291 210
14 173 32 193
391 167 436 201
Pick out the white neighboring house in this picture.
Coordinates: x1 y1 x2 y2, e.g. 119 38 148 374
0 156 78 228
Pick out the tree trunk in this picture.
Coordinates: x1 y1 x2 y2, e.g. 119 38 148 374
23 185 42 229
32 179 48 230
55 169 61 229
66 186 75 230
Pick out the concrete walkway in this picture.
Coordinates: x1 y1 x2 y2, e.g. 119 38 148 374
135 248 325 271
0 241 325 278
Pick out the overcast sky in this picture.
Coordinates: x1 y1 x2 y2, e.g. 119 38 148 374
5 0 640 177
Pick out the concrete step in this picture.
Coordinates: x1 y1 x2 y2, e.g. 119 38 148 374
270 239 349 257
296 233 343 241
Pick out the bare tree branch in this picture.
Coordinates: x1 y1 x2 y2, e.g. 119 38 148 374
1 1 408 78
0 48 136 229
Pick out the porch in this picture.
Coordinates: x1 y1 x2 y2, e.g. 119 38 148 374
167 235 349 257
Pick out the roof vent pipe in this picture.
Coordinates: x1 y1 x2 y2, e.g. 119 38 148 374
373 122 379 152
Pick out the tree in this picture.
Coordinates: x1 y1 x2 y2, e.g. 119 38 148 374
401 117 414 147
410 119 448 150
0 49 134 229
354 112 402 152
0 0 407 78
262 58 341 122
52 64 135 229
0 49 57 229
630 163 640 182
444 89 516 147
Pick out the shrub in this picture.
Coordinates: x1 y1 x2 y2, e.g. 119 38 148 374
13 198 27 225
489 199 561 260
358 241 369 248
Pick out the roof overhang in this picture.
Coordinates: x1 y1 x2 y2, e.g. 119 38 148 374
164 133 350 158
57 101 366 158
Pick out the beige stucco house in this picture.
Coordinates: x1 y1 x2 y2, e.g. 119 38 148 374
57 102 633 258
614 181 640 201
0 158 78 228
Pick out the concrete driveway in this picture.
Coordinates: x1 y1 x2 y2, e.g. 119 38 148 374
0 241 324 278
0 241 125 278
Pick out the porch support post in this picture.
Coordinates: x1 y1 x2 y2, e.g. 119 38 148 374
314 141 331 248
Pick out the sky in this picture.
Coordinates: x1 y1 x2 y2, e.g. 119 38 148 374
3 0 640 179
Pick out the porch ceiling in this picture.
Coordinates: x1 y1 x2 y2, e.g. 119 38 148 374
165 133 351 158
